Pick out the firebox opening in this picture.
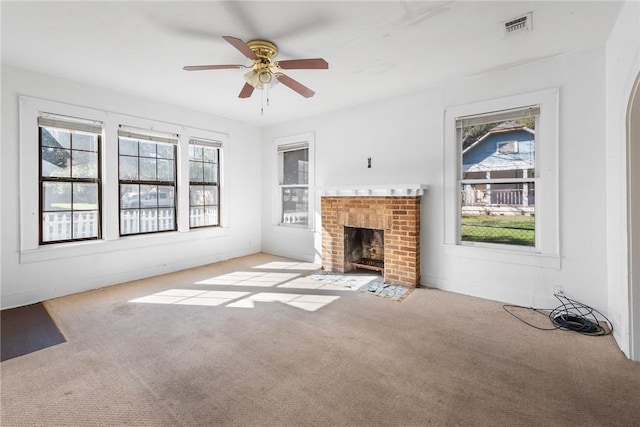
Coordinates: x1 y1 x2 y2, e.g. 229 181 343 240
344 226 384 276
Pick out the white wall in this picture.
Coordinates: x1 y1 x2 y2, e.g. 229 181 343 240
605 0 640 359
1 65 262 309
262 47 612 314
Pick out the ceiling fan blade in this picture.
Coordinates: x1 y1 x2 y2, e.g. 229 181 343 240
238 82 255 98
183 64 246 71
276 74 315 98
277 58 329 70
222 35 259 61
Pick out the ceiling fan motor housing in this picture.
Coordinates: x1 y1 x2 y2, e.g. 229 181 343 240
246 40 278 62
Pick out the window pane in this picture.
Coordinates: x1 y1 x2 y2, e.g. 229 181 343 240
43 182 71 211
157 143 174 160
158 208 175 231
41 147 71 177
139 141 157 158
281 187 308 225
120 184 140 208
140 185 157 207
41 127 71 149
190 185 205 207
283 149 309 185
157 159 174 181
120 209 139 235
139 209 158 232
204 185 218 205
203 163 217 184
189 161 204 182
139 158 157 180
203 147 218 163
73 132 98 152
157 186 175 208
460 182 535 246
189 145 203 161
73 183 98 210
189 206 219 227
72 150 98 178
42 211 72 241
119 137 138 156
73 211 99 239
119 156 138 180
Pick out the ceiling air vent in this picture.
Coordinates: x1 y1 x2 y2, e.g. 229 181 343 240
502 12 532 37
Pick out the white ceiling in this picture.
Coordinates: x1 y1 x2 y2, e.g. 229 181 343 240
1 1 624 127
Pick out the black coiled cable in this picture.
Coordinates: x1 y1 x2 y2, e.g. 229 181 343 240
503 293 612 336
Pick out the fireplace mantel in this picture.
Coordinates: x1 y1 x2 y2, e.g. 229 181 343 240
318 184 427 197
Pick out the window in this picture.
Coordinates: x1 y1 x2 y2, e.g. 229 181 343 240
278 142 309 226
497 141 519 154
458 107 538 247
118 128 177 235
189 139 221 228
444 89 559 265
39 116 102 244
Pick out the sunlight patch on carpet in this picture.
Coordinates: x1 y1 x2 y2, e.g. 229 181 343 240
129 289 340 312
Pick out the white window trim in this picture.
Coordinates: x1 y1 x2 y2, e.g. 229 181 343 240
443 88 560 268
273 132 315 230
19 96 230 264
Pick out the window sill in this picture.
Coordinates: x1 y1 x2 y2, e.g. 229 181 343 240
442 243 561 269
20 226 230 264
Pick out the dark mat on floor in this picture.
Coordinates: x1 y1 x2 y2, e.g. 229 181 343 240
1 303 66 362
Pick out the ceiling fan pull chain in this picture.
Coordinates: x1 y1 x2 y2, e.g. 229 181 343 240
266 83 271 107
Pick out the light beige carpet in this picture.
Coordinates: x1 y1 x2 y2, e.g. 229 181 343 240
1 253 639 426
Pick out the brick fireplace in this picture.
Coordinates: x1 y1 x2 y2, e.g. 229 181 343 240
320 185 426 288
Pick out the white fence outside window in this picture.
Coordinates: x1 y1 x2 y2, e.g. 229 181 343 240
43 208 222 241
42 211 99 241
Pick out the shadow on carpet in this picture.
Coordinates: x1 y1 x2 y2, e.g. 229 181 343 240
1 303 66 362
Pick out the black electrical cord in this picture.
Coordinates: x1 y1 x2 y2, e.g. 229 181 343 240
503 293 612 336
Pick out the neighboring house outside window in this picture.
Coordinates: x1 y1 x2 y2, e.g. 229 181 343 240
189 138 221 228
458 109 538 247
278 141 310 227
118 128 177 235
39 116 102 243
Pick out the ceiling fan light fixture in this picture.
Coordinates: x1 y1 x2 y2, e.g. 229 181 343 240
258 70 272 84
243 69 261 89
243 69 278 89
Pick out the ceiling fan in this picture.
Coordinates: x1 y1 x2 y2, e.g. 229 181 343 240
183 36 329 99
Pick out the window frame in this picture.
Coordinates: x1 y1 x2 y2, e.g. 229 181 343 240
188 138 222 229
38 116 103 244
117 127 178 236
443 88 560 268
273 133 315 230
